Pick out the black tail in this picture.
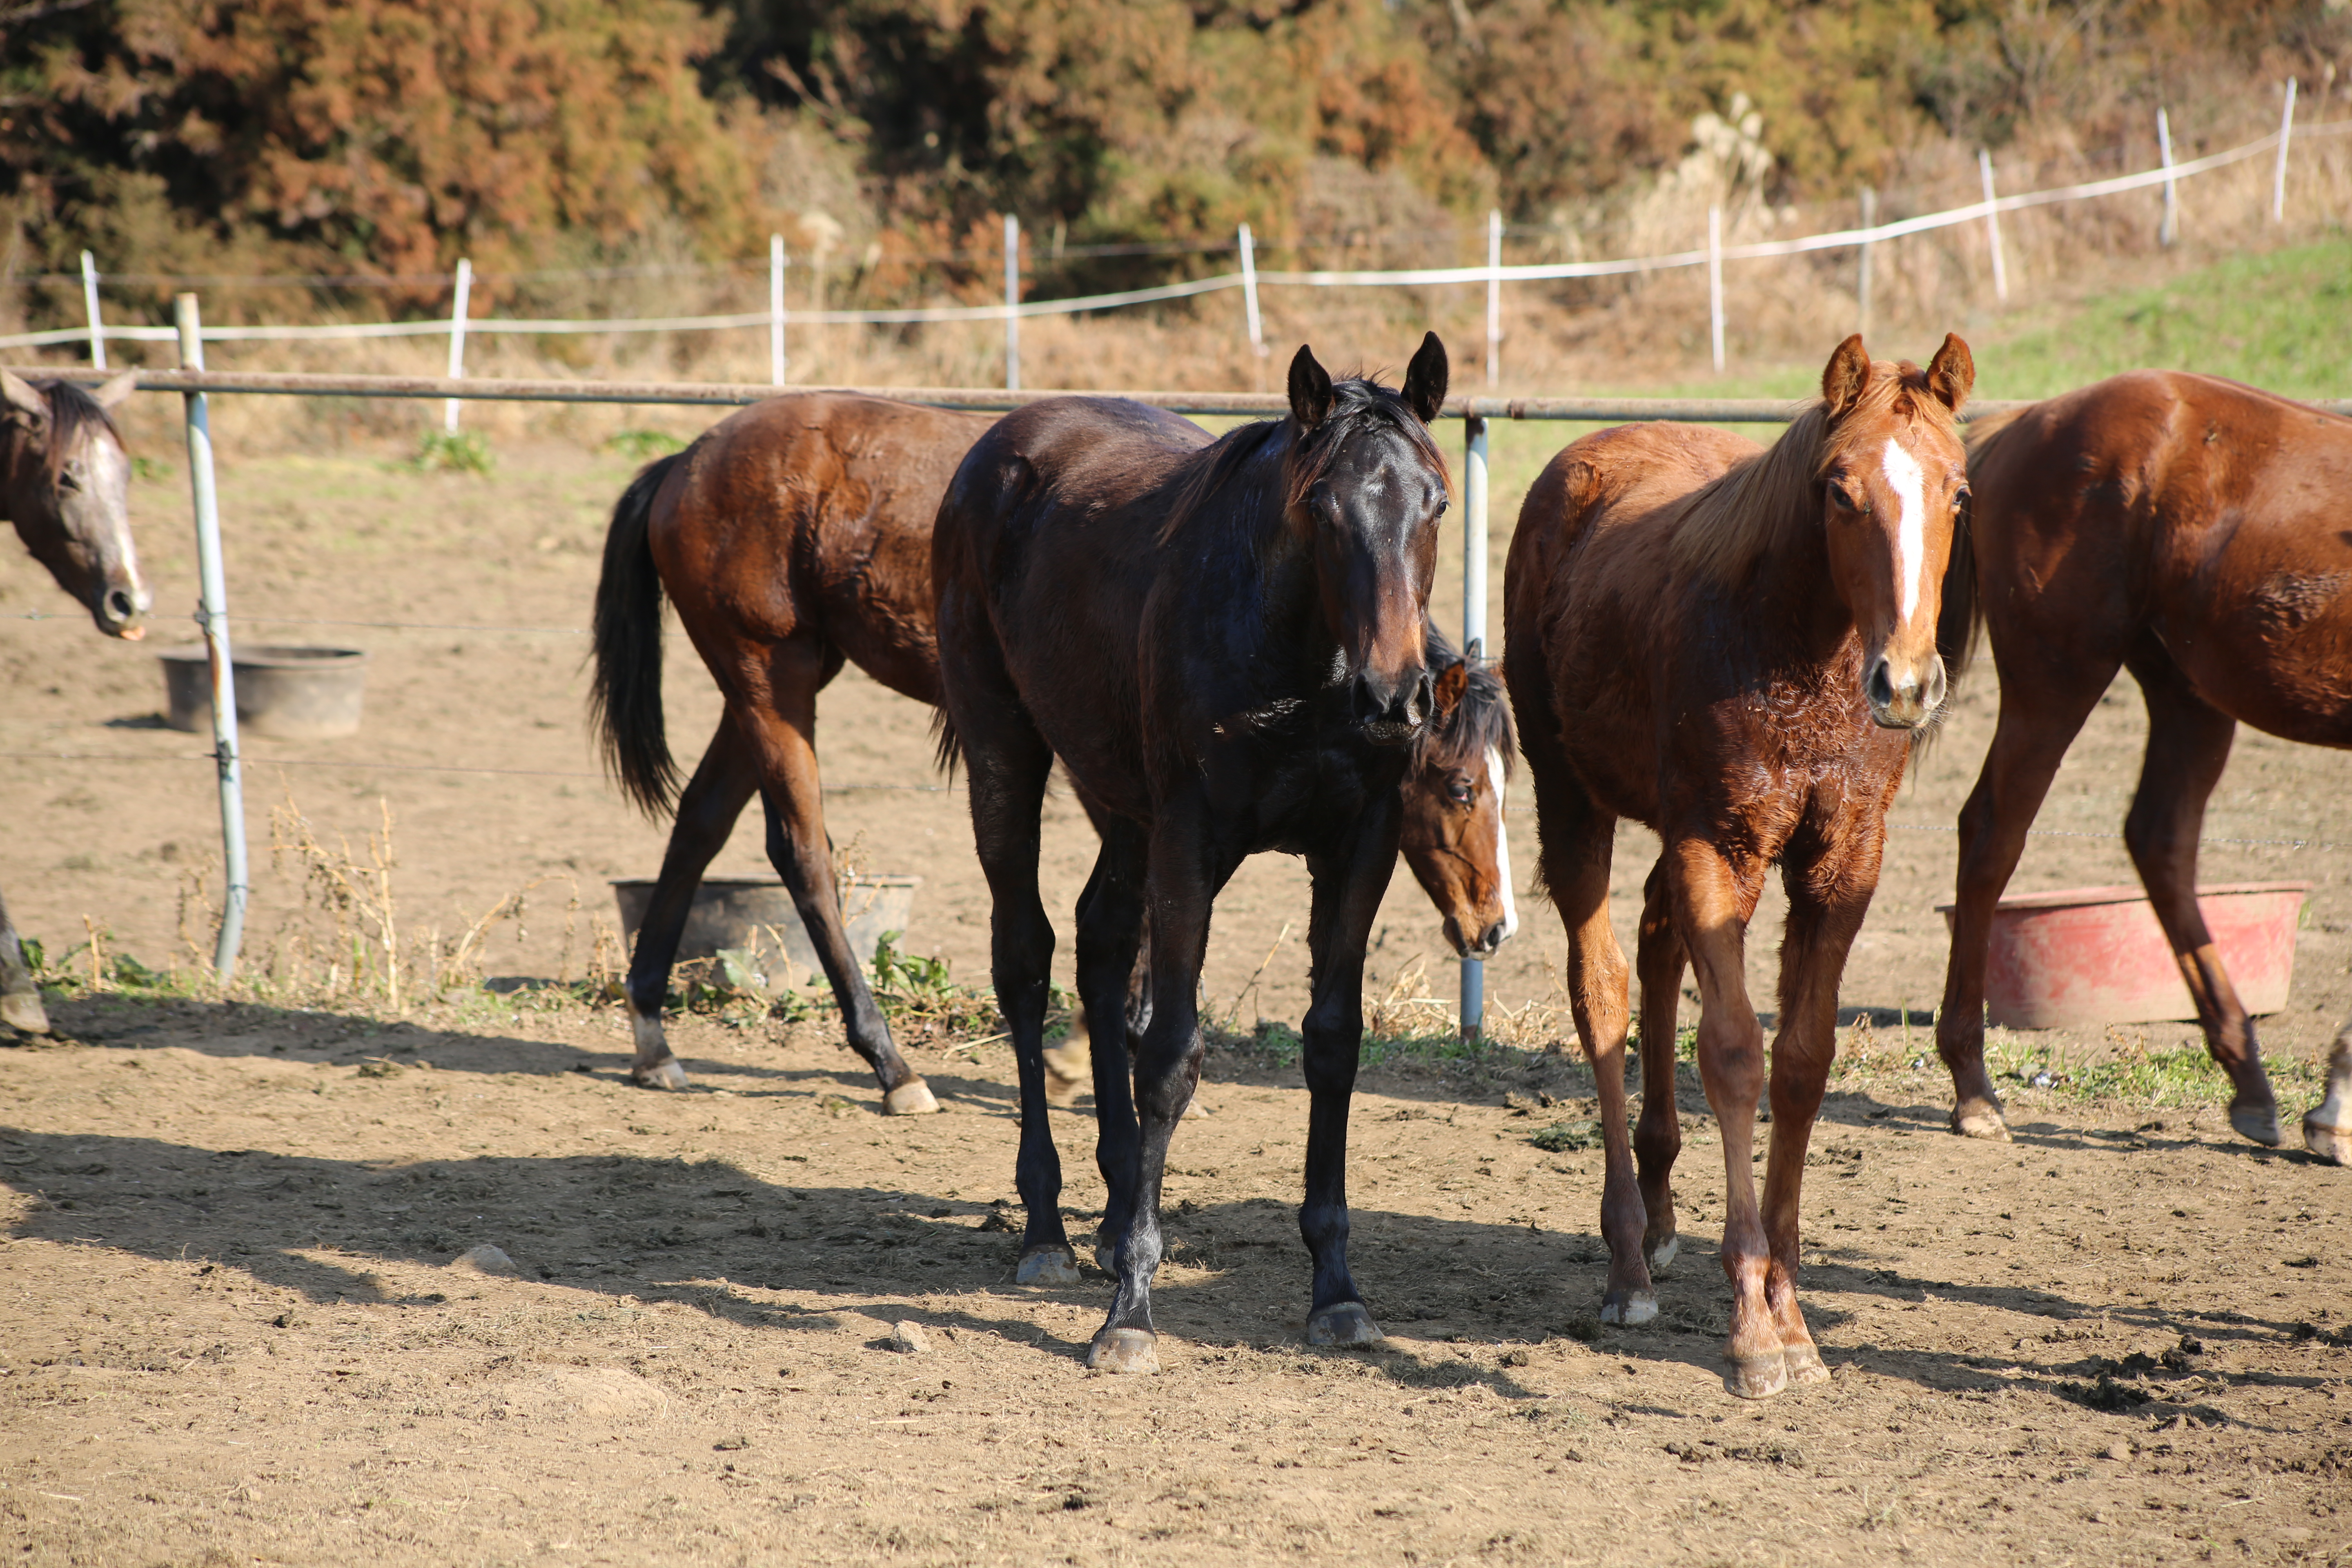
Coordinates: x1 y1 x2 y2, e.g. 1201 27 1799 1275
589 453 684 816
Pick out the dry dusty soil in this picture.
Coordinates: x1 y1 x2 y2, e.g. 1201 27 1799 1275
1 425 2350 1565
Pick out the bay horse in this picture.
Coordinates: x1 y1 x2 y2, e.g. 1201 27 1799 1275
590 390 1515 1114
0 367 146 1038
1934 370 2352 1161
1505 334 1973 1398
933 336 1453 1372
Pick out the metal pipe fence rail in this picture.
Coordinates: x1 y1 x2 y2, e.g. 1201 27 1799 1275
13 358 2351 1029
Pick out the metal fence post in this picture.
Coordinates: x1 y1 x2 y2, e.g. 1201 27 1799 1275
1486 209 1502 388
174 295 249 981
2273 77 2298 224
1238 223 1265 358
1857 188 1876 339
770 234 788 386
1003 215 1020 392
1978 152 2009 303
441 258 472 433
1706 205 1725 372
79 251 105 370
1459 411 1490 1041
2157 109 2178 247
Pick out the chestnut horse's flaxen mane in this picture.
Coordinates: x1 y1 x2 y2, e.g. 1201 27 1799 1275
1668 363 1965 589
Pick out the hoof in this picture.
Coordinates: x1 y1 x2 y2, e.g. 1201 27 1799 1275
1093 1243 1117 1274
1725 1352 1788 1400
1951 1098 2009 1140
1305 1302 1385 1348
1644 1233 1679 1276
1599 1289 1657 1327
630 1056 689 1091
884 1079 939 1116
0 990 50 1037
1086 1327 1160 1374
2230 1098 2283 1148
1781 1342 1830 1385
1015 1244 1080 1287
2303 1112 2352 1167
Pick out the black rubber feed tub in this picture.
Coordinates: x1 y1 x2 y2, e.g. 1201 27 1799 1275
158 644 370 739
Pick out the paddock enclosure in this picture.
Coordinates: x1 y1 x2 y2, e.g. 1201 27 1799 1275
2 371 2350 1562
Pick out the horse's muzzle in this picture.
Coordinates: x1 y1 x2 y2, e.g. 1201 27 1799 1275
1866 652 1947 729
1350 667 1432 744
96 581 149 641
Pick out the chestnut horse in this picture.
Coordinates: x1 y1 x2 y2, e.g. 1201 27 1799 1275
1 367 145 1037
934 336 1453 1372
590 391 1515 1112
1506 335 1973 1398
1934 370 2352 1160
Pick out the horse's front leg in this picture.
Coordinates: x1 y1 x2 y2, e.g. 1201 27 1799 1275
1295 791 1407 1346
0 882 48 1037
1761 817 1886 1389
1665 833 1774 1396
1089 801 1232 1374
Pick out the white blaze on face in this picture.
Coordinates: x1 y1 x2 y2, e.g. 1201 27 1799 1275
1485 746 1519 942
1880 435 1928 625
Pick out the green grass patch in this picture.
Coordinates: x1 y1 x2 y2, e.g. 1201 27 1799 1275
1986 1035 2325 1108
410 429 494 474
602 428 688 462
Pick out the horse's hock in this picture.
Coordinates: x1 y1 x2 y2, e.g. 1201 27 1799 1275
158 644 370 739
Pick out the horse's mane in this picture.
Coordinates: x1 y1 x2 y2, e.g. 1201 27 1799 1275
1414 625 1516 777
1156 375 1450 545
1670 363 1964 587
28 379 122 481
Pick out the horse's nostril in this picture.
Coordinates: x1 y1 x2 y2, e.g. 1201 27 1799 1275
107 590 134 619
1866 659 1895 709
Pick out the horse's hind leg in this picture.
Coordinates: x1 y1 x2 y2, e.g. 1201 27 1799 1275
744 645 933 1115
623 716 758 1088
1633 858 1686 1275
2303 1019 2352 1165
1936 659 2111 1139
0 883 49 1038
2123 644 2277 1146
1073 817 1149 1271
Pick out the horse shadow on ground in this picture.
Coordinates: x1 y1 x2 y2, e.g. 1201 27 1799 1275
0 1124 2330 1422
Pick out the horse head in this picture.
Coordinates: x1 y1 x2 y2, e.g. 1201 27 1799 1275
3 369 147 639
1815 333 1972 729
1285 332 1451 744
1398 635 1519 958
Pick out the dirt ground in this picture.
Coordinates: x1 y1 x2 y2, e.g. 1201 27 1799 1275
3 421 2350 1564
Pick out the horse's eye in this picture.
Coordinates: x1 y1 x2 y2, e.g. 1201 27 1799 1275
1434 497 1450 518
1829 486 1861 512
1446 779 1474 805
56 470 79 494
1953 487 1971 510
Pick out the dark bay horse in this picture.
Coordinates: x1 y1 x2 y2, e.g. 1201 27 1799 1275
1505 335 1973 1398
590 391 1515 1113
1934 370 2352 1160
1 367 145 1037
934 336 1453 1372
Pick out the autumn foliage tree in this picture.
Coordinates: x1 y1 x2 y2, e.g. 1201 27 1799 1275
4 0 763 305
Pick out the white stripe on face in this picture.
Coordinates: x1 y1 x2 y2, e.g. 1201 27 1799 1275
1485 746 1518 941
1880 436 1927 624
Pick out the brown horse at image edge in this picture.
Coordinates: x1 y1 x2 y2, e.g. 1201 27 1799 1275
0 368 146 1038
589 392 1517 1112
1506 334 1973 1398
1933 370 2352 1161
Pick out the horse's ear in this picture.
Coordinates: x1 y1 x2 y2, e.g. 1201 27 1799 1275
1821 334 1870 421
0 369 47 426
1288 344 1333 431
1432 659 1468 719
1924 333 1974 413
1402 331 1448 425
93 371 138 410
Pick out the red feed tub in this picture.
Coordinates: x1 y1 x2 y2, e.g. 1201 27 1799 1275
1936 882 2310 1030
